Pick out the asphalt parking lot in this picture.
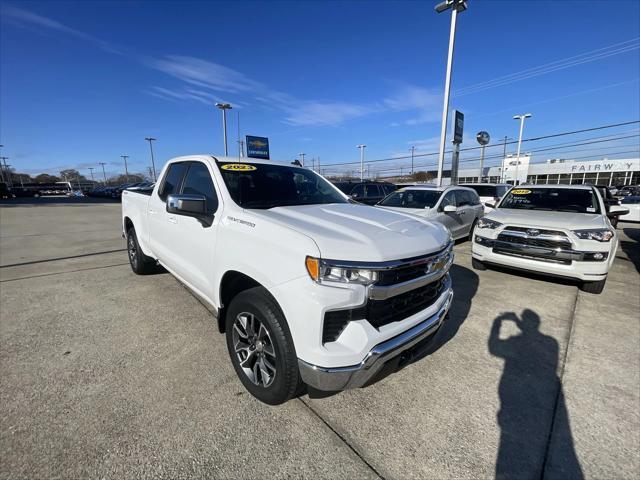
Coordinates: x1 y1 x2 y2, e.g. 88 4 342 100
1 199 639 479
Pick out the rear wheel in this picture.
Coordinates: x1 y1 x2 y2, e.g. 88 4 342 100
468 219 478 240
580 278 606 294
225 287 303 405
472 257 487 271
126 227 156 275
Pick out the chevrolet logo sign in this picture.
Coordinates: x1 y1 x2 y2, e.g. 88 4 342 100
526 229 541 236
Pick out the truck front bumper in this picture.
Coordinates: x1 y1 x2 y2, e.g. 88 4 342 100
297 283 453 391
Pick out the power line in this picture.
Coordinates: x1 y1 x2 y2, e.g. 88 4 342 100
323 120 640 168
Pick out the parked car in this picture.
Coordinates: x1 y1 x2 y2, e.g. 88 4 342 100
122 156 454 404
471 185 629 294
332 181 397 205
0 182 11 199
593 185 622 228
616 185 640 198
376 185 484 240
620 196 640 222
461 183 511 212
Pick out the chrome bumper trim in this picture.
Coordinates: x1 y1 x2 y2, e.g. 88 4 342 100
475 236 605 262
298 282 453 391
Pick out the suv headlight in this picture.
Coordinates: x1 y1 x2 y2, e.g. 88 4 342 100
305 257 378 285
477 218 502 229
572 229 614 242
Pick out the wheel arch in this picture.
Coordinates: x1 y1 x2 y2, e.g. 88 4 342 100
218 270 284 333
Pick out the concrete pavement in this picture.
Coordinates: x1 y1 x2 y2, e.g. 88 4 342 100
1 200 638 479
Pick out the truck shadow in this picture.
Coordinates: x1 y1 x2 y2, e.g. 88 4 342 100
306 264 478 399
488 309 583 479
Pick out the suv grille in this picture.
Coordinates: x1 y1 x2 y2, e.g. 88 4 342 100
504 226 567 237
321 277 445 343
497 233 570 249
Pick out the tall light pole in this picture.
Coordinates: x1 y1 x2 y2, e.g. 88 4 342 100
299 153 306 167
121 155 130 182
500 136 512 183
215 103 232 156
435 0 467 187
88 167 95 182
513 113 532 185
357 144 366 181
410 146 415 176
0 145 3 183
144 137 157 181
99 162 107 184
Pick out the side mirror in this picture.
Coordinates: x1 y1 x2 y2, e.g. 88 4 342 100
484 202 495 209
608 205 629 217
166 194 213 226
443 204 457 213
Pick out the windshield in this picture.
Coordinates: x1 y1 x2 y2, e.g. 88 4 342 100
499 187 601 213
378 189 442 209
218 162 347 209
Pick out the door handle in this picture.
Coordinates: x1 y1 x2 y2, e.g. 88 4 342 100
168 215 177 224
148 209 156 215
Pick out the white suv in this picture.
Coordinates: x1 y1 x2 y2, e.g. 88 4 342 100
471 184 629 294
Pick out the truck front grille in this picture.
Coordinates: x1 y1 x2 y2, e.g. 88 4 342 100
321 277 445 343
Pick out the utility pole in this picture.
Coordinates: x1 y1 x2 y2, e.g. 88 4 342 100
299 153 306 167
0 157 11 187
215 103 232 156
357 144 366 181
144 137 157 181
121 155 130 182
513 114 532 185
99 162 107 184
88 167 95 182
500 136 512 183
435 0 468 187
238 140 245 158
0 145 4 183
410 146 416 176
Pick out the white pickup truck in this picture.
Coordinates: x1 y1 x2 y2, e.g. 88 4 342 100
472 184 629 294
122 155 454 404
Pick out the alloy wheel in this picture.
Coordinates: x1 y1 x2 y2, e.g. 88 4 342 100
232 312 277 387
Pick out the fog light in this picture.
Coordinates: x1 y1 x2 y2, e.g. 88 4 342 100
592 252 604 260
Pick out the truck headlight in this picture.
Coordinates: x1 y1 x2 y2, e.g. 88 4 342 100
305 256 378 285
572 229 614 242
477 218 502 229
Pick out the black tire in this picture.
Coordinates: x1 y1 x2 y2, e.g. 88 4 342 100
580 278 606 294
225 287 303 405
126 227 156 275
472 257 487 271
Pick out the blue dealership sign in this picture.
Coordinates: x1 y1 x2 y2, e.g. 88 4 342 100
246 136 270 159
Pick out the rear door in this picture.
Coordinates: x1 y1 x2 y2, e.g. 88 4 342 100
364 184 383 204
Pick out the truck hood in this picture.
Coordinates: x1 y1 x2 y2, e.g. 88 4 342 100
376 205 434 217
248 203 450 262
488 208 608 230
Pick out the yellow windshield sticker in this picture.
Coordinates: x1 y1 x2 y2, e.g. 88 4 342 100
221 163 257 171
511 189 531 195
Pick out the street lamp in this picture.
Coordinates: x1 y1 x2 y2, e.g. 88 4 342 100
357 144 366 181
215 103 232 156
513 113 532 185
99 162 107 184
435 0 467 187
144 137 157 181
121 155 129 182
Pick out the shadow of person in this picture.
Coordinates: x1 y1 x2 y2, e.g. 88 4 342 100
489 309 583 480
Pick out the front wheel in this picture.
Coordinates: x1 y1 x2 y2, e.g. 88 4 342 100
580 278 606 294
225 287 303 405
472 257 487 271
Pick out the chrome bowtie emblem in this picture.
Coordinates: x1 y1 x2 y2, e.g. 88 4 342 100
527 229 541 236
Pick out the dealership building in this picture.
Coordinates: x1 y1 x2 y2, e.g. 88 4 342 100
456 156 640 186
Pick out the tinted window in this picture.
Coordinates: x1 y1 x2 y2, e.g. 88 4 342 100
500 187 601 213
181 163 218 214
351 184 365 197
466 185 497 197
382 184 397 195
621 196 640 204
365 184 381 197
496 185 510 197
218 162 346 209
379 189 442 208
333 182 353 194
159 162 188 201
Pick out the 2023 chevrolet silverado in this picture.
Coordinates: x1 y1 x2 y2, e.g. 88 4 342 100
122 155 454 404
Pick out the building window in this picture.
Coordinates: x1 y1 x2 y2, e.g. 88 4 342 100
559 174 572 184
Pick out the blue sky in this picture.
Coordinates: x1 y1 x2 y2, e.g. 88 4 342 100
1 0 639 179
